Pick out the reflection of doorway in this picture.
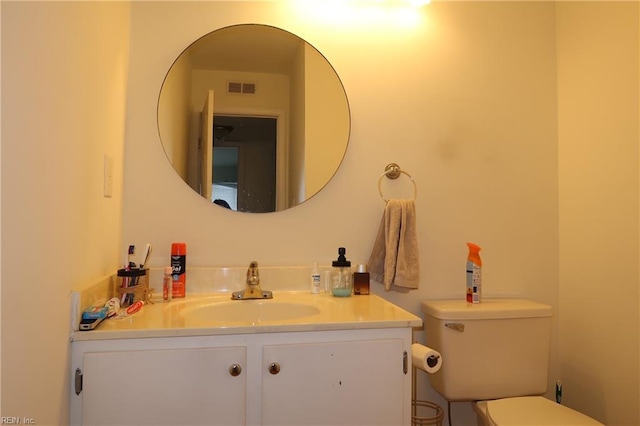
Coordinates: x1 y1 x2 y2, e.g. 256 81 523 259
212 116 277 213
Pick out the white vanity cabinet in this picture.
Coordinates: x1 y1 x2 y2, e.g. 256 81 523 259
71 328 412 425
71 343 247 425
261 338 406 425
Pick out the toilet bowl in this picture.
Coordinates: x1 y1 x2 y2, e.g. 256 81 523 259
421 299 603 426
474 396 603 425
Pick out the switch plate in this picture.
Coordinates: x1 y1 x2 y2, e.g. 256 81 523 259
103 155 114 198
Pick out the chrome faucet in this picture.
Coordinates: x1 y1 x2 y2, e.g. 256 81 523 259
231 261 273 300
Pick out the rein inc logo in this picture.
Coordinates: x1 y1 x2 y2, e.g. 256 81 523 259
1 418 35 425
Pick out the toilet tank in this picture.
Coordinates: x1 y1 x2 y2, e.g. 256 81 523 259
422 299 552 402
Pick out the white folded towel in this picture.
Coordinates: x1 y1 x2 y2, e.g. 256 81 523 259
368 199 420 291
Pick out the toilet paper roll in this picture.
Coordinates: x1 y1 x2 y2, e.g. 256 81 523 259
412 343 442 374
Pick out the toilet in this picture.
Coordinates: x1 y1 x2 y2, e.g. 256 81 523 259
421 299 603 425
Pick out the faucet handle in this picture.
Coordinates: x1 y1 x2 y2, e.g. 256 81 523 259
246 261 260 284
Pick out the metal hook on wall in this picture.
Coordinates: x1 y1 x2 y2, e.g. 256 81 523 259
378 163 417 202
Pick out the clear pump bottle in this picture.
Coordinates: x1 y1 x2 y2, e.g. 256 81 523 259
311 262 321 294
162 266 173 302
331 247 352 297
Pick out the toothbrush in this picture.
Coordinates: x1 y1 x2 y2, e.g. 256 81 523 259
120 255 130 305
127 245 136 269
140 243 152 269
126 245 135 304
137 244 152 305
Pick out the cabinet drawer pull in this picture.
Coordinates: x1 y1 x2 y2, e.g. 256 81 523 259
268 362 281 375
229 364 242 376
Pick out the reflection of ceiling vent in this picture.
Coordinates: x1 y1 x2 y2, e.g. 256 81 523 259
227 81 256 95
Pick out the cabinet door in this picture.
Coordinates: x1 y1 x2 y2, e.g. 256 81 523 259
81 347 246 425
262 339 405 425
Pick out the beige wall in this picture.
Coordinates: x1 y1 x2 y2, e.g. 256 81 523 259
1 1 638 424
124 2 559 424
1 1 130 423
557 3 640 425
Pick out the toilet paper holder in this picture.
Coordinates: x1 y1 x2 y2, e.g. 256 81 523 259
426 355 440 368
410 343 445 425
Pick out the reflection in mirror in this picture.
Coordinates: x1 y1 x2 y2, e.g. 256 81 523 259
158 24 351 213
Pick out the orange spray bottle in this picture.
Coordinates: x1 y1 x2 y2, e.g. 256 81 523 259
466 243 482 303
171 243 187 298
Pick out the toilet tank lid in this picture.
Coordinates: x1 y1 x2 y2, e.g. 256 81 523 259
484 397 603 425
422 299 552 320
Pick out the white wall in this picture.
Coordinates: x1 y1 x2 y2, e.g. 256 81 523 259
124 2 560 424
1 2 130 423
557 3 640 425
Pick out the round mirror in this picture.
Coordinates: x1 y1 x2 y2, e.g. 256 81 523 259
158 24 351 213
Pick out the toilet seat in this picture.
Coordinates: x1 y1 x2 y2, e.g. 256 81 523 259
474 396 603 426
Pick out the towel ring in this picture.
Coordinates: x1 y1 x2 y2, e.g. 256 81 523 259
378 163 417 202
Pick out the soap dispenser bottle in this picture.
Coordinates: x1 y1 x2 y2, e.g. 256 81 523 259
331 247 352 297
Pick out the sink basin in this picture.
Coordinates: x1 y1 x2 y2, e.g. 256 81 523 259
180 300 321 324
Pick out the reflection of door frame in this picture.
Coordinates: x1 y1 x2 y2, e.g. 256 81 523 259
214 106 287 211
200 90 214 201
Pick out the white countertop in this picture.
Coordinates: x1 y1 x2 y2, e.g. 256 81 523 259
71 292 422 341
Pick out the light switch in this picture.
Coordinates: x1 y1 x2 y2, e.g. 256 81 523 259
103 155 114 198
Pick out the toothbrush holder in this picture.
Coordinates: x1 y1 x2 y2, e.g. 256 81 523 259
116 268 151 306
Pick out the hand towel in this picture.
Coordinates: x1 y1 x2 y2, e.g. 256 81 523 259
368 199 420 291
